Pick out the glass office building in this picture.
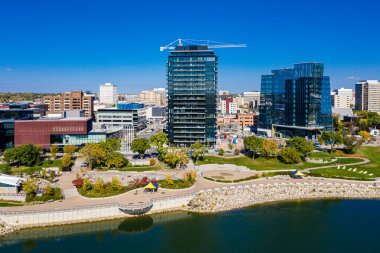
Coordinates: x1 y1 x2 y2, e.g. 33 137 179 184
167 45 218 147
258 63 332 139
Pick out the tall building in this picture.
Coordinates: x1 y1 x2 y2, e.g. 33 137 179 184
43 91 94 119
167 45 218 147
332 88 353 109
355 80 380 113
258 63 332 138
221 96 234 114
140 88 166 105
243 91 260 110
99 83 118 105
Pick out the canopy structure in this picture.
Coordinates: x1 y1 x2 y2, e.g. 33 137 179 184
144 182 157 190
291 170 305 177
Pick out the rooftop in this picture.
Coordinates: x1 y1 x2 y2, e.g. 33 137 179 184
0 174 25 187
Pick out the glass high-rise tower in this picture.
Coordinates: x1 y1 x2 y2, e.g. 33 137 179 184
167 45 218 147
258 62 332 139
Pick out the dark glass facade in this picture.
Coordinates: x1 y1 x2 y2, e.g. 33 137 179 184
167 45 217 147
259 63 332 138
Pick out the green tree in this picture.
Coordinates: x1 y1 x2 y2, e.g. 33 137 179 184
22 179 38 195
93 177 105 193
79 143 107 169
318 131 343 154
61 154 73 170
44 185 54 196
285 137 314 159
3 144 41 166
50 145 59 159
243 136 264 158
190 142 205 164
150 132 168 148
163 149 189 169
262 139 279 157
165 174 174 185
131 138 151 158
109 177 124 191
0 164 12 174
99 138 121 153
342 135 362 154
278 147 302 164
82 178 92 191
105 152 127 168
157 147 168 161
63 145 77 155
333 114 343 131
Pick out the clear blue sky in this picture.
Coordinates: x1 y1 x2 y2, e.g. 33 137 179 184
0 0 379 93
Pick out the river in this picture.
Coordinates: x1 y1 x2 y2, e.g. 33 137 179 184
1 199 379 253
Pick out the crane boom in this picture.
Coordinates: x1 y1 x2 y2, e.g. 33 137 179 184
160 39 247 51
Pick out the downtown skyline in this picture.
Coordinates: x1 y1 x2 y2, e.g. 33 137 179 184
1 0 379 93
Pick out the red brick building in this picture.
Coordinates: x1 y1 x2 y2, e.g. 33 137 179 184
14 118 92 148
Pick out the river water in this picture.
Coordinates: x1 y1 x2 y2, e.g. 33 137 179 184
1 199 379 253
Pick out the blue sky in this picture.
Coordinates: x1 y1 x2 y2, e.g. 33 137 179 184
0 0 379 93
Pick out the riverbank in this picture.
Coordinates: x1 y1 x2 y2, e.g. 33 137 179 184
187 182 380 212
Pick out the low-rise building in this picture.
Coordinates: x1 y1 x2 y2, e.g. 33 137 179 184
0 174 25 194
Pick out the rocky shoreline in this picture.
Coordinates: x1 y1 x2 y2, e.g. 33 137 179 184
187 182 380 212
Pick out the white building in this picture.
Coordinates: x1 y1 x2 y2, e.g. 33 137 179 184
331 88 355 109
140 88 166 105
99 83 118 105
355 80 380 113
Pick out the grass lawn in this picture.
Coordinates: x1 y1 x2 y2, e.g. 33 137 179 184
308 151 341 159
158 179 194 189
197 155 363 171
306 147 380 180
0 200 24 207
42 159 62 168
118 165 162 172
78 186 135 198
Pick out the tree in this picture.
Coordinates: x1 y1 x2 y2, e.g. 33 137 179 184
40 169 47 178
286 137 314 159
105 152 127 168
63 145 77 155
82 178 92 191
50 145 59 159
99 138 121 154
333 114 343 131
3 144 41 167
262 139 279 157
219 148 225 156
72 177 84 188
0 164 12 175
342 135 362 154
157 147 168 161
163 149 189 169
61 154 73 170
183 170 197 183
190 142 205 164
318 131 343 154
358 119 369 131
359 131 370 142
131 138 151 158
243 136 264 158
165 174 174 185
22 179 38 195
150 132 168 148
44 185 54 196
79 143 106 169
278 147 302 164
109 177 124 191
93 177 105 192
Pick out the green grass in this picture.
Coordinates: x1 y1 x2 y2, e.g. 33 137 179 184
0 200 24 207
78 186 135 198
42 159 62 168
308 151 341 159
351 146 380 176
197 155 363 171
118 165 162 172
158 179 194 189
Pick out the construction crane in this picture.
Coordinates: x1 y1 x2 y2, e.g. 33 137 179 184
160 39 247 51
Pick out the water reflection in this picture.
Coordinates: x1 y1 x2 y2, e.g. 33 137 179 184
117 216 154 233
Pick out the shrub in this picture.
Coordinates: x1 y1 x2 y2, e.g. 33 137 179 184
219 149 225 156
109 177 124 192
234 148 240 156
72 178 84 188
165 174 174 185
278 147 302 164
150 158 157 166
